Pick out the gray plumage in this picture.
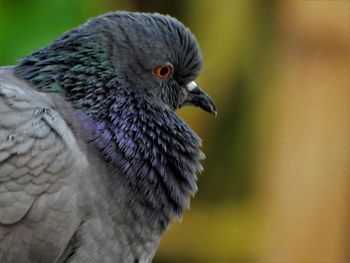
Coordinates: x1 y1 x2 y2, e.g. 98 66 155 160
0 12 216 262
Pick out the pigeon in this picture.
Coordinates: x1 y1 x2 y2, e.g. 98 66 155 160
0 11 216 263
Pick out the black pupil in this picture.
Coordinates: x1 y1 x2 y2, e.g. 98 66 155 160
159 67 169 76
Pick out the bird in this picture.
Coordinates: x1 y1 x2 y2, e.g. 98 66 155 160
0 11 216 263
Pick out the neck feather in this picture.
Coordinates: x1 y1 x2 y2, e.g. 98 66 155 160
14 28 116 116
77 88 203 228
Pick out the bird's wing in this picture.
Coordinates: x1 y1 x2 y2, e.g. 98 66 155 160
0 68 87 262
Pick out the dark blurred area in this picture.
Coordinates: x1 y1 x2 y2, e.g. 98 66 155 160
0 0 349 262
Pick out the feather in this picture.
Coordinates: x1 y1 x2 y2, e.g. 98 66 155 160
0 11 215 262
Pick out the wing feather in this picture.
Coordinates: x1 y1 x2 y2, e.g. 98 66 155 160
0 68 87 262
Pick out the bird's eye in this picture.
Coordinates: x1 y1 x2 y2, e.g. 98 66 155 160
154 66 172 78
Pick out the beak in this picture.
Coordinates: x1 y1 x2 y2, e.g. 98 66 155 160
184 81 217 117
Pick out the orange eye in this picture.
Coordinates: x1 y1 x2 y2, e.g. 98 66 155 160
154 65 172 78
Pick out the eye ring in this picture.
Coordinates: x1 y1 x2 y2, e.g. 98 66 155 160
154 65 173 79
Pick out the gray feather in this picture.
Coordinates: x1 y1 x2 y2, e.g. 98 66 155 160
0 11 215 263
0 68 83 261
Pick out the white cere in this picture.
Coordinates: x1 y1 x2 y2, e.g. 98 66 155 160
186 81 197 92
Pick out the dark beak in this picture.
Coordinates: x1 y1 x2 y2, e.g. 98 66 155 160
184 83 217 117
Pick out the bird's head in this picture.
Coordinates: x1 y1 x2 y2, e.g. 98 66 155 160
15 12 216 117
87 12 216 115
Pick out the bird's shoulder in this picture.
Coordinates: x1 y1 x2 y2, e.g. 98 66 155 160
0 67 86 262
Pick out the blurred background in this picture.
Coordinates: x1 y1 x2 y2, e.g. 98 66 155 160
0 0 349 262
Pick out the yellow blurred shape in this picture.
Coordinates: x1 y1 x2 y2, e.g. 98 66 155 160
157 204 260 261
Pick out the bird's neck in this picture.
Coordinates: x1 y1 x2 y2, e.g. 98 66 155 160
13 29 116 114
75 88 203 230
